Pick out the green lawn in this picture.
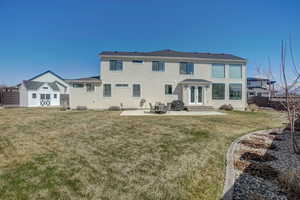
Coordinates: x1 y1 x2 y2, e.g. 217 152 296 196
0 108 284 200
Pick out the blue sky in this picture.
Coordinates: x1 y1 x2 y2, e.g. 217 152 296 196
1 0 300 85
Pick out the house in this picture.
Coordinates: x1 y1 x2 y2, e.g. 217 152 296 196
19 71 69 107
247 77 276 98
69 49 247 110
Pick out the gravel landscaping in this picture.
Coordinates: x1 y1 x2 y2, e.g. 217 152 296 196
227 129 300 200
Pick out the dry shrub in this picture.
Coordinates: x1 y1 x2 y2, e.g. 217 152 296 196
278 169 300 200
240 139 278 150
250 136 266 143
240 152 277 162
248 104 259 112
234 160 250 171
269 131 279 135
249 193 266 200
244 163 279 180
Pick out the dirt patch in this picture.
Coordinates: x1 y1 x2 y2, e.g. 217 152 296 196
240 152 277 162
243 163 279 180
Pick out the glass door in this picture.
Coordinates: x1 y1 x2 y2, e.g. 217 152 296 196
189 86 203 105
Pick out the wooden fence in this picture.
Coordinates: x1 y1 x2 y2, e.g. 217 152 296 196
0 88 19 105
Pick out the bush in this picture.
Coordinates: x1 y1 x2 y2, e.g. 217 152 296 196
244 163 279 180
219 104 233 111
76 106 87 110
108 106 121 111
240 152 277 162
171 100 184 111
248 104 259 112
278 169 300 199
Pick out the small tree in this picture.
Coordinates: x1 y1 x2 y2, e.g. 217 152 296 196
280 40 300 154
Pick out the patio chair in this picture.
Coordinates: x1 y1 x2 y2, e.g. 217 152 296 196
149 103 155 113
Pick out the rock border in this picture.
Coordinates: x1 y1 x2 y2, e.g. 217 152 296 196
222 128 283 200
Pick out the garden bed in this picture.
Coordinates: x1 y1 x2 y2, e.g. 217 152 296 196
229 129 300 200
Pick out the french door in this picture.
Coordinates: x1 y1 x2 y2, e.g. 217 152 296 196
189 86 203 105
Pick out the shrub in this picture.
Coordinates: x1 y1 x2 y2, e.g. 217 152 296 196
171 100 184 111
219 104 233 111
278 169 300 199
108 106 121 111
244 163 279 179
240 152 277 162
240 139 278 150
76 106 87 110
248 104 259 112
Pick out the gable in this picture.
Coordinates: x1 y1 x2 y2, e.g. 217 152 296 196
29 71 69 90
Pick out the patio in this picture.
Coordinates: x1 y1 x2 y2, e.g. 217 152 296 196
120 110 226 116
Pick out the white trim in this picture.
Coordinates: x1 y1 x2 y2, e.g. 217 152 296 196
188 85 204 105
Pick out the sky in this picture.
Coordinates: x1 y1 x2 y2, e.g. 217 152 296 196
1 0 300 86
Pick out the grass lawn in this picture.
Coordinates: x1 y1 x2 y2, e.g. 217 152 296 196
0 108 284 200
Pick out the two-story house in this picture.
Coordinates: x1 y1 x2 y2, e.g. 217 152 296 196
68 49 247 110
247 77 276 98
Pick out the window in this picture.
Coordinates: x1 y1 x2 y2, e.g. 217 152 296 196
212 64 225 78
229 84 242 100
115 84 129 87
32 93 36 99
165 85 173 95
103 84 111 97
46 94 50 99
132 60 143 63
42 87 49 89
40 94 45 99
73 83 84 88
152 61 165 72
180 62 194 74
212 83 225 100
86 83 95 92
229 64 242 79
54 94 57 99
110 60 123 71
133 84 141 97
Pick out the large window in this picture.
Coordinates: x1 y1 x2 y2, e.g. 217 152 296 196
110 60 123 71
73 83 84 88
180 62 194 74
229 64 242 79
229 84 242 100
32 93 36 99
212 64 225 78
103 84 111 97
54 94 57 99
86 83 95 92
212 83 225 100
165 84 173 95
133 84 141 97
152 61 165 72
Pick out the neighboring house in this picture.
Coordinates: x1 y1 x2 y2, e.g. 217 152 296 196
19 71 69 107
69 49 247 110
247 77 276 98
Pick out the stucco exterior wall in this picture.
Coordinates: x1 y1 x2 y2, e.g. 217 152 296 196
95 58 247 110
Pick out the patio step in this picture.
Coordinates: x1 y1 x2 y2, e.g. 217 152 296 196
185 106 214 111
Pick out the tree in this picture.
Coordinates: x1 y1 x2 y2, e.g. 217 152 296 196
280 39 300 154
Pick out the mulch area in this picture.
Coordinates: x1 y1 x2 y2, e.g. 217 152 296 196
232 130 300 200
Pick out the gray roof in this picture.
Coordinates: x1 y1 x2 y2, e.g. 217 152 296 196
23 81 60 91
65 76 101 83
100 49 246 61
180 79 212 85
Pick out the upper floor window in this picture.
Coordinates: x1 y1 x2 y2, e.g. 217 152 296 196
42 87 49 89
132 60 143 63
229 84 242 100
152 61 165 72
180 62 194 75
110 60 123 71
54 94 57 99
133 84 141 97
73 83 84 88
165 85 173 95
229 64 242 79
212 83 225 100
212 64 225 78
86 83 95 92
103 84 111 97
115 83 129 87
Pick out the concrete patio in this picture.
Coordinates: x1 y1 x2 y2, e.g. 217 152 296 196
120 110 226 116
